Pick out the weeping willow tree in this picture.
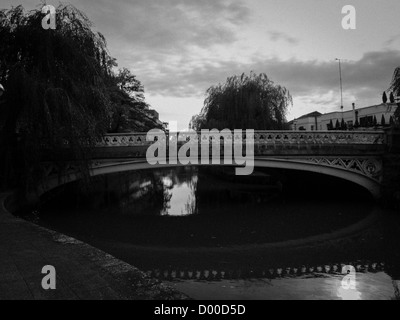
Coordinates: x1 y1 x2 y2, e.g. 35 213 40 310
0 4 117 193
190 72 292 131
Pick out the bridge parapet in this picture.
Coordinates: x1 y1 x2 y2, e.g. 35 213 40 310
93 131 386 159
97 131 386 147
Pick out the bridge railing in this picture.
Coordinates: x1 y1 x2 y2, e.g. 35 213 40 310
96 130 386 147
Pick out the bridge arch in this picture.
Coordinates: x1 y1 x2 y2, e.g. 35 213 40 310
253 158 380 199
40 158 381 199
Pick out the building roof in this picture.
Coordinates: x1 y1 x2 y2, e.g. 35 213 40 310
294 103 399 121
296 111 322 120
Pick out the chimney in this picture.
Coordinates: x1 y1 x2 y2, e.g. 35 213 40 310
352 103 355 111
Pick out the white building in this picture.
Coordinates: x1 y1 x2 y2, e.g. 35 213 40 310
290 103 398 131
290 111 322 131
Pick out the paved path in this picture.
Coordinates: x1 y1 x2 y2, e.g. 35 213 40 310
0 193 188 300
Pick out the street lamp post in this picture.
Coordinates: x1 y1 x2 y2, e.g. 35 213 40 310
335 58 344 120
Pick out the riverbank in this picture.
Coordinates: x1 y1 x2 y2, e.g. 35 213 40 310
0 193 188 300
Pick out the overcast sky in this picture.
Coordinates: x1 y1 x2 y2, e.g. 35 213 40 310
4 0 400 129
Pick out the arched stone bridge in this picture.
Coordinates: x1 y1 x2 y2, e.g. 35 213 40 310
40 130 387 198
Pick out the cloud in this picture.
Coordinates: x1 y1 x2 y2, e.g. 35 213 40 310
79 0 253 93
384 34 400 47
48 0 398 119
138 50 400 110
85 0 251 55
268 31 299 45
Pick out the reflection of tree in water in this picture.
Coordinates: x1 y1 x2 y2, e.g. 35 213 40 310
73 171 167 216
183 175 198 215
110 166 279 216
160 167 198 216
160 167 197 187
116 171 172 216
106 167 199 216
191 166 288 217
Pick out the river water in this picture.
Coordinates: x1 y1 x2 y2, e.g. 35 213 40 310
25 166 400 300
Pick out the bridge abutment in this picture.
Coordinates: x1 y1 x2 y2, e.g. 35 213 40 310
382 129 400 209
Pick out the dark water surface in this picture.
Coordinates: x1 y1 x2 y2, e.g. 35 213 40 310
23 167 400 300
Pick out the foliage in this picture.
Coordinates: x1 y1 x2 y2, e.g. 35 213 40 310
328 119 334 130
389 67 400 125
383 91 388 104
0 4 160 192
395 105 400 126
190 72 292 130
354 117 360 128
335 119 340 130
0 4 116 190
114 68 145 101
390 92 395 104
108 68 162 133
390 67 400 97
341 118 347 130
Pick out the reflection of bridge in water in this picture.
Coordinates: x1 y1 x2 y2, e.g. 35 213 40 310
40 130 388 198
145 261 386 281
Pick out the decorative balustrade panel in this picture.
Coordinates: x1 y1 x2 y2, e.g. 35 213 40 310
305 157 382 181
252 131 385 145
96 131 386 147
